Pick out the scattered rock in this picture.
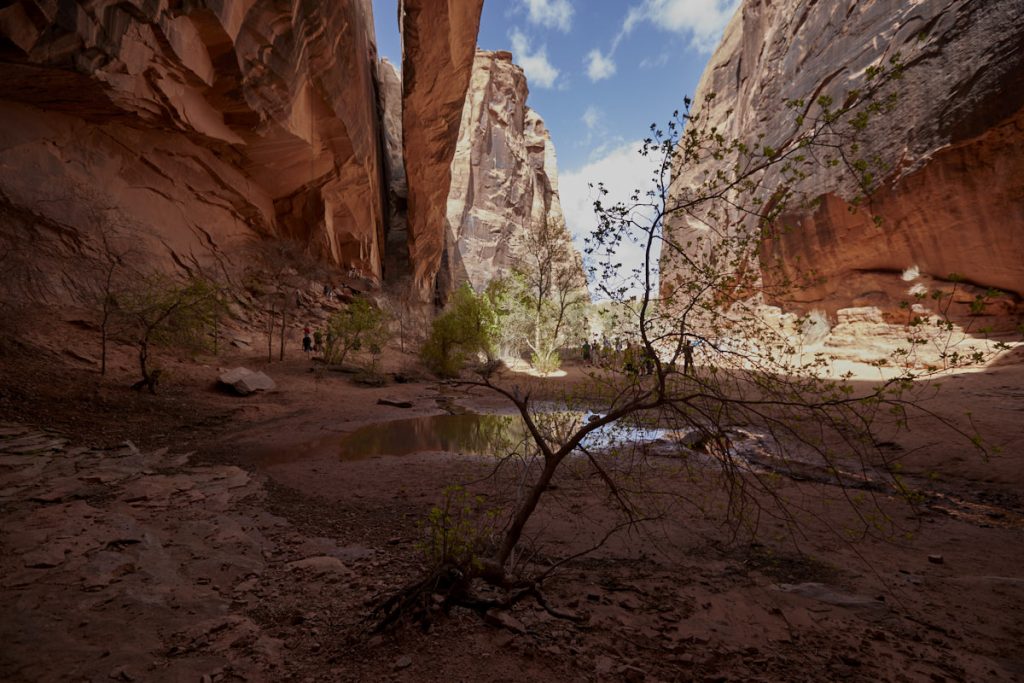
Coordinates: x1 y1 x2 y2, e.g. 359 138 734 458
928 554 945 565
377 398 413 408
64 349 98 366
286 556 352 576
352 372 387 387
217 368 276 396
484 609 526 634
618 664 647 683
394 655 413 670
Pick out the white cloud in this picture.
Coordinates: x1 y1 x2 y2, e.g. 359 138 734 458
520 0 574 32
510 29 560 89
582 105 602 130
638 52 670 69
585 49 617 82
560 141 663 299
619 0 740 54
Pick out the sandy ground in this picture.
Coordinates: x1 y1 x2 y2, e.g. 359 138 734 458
0 320 1022 682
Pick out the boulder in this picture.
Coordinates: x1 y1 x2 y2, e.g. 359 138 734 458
218 368 276 396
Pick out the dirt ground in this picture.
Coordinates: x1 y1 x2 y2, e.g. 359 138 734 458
1 318 1022 682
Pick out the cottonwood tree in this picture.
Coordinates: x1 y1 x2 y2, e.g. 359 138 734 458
118 274 224 393
323 297 389 368
375 56 1010 628
508 218 589 372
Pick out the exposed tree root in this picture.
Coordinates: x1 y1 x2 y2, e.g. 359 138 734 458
370 564 583 633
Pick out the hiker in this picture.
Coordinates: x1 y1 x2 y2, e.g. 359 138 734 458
582 340 592 364
302 329 313 356
683 340 694 375
643 346 655 375
623 344 637 375
313 329 323 353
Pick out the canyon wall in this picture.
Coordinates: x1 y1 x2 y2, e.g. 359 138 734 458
442 50 578 296
665 0 1024 328
0 0 486 306
0 0 389 299
400 0 485 302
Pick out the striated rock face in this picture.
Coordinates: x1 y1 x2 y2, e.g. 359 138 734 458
376 57 409 279
666 0 1024 328
400 0 485 302
0 0 388 294
443 50 575 295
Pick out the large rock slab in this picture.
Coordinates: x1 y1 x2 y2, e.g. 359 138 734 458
664 0 1024 329
218 367 276 396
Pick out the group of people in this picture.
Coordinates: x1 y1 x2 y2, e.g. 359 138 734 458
581 336 697 375
302 326 328 356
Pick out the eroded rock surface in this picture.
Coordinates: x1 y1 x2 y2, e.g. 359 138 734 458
0 425 279 680
665 0 1024 328
377 57 410 279
442 50 579 295
1 0 386 302
400 0 485 301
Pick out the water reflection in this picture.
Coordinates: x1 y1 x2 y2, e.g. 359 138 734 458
334 411 666 460
338 413 529 459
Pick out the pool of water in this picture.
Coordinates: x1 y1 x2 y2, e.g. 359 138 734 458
319 411 667 461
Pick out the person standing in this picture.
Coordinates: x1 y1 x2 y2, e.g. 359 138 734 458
302 329 313 356
683 340 694 375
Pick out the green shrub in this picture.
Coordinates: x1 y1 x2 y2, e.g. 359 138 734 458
421 283 499 377
324 297 389 367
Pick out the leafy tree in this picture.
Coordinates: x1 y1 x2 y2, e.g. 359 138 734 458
508 218 589 372
420 283 500 378
323 297 389 367
117 274 224 393
375 56 1012 629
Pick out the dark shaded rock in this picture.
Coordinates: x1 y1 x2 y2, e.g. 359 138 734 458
217 368 275 396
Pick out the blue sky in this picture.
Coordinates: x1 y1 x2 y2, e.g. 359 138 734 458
371 0 741 295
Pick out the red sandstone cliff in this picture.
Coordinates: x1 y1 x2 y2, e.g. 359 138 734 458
400 0 484 302
664 0 1024 329
0 0 484 306
0 0 389 297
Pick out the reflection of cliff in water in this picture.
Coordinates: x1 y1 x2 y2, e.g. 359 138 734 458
338 414 530 459
336 411 666 460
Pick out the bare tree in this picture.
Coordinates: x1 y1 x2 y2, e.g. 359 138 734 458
244 239 326 362
84 226 135 375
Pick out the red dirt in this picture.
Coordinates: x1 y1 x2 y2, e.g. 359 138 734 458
1 318 1022 682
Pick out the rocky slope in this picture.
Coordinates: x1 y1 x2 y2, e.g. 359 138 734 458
442 50 578 296
665 0 1024 330
0 0 484 306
